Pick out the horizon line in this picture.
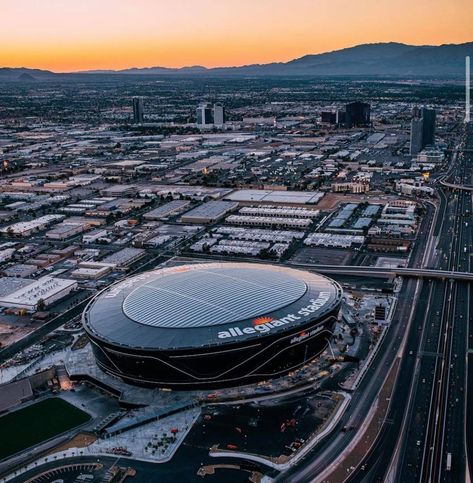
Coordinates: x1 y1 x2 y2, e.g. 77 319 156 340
3 40 472 75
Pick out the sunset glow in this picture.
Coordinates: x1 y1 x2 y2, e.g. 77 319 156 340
1 0 472 72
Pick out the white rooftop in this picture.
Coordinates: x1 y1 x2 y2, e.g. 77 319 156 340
225 189 324 205
0 276 76 307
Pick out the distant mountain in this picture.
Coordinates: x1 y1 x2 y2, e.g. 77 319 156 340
1 42 472 80
17 72 37 81
0 67 55 81
82 42 473 77
81 65 208 75
208 42 473 76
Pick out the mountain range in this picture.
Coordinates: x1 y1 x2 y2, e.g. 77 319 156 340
1 41 472 80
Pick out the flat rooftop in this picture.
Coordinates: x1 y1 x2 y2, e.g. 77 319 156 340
225 189 324 205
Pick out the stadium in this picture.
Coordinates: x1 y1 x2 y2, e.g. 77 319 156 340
83 262 343 389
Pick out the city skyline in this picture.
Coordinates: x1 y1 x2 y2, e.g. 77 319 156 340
1 2 473 481
1 0 473 71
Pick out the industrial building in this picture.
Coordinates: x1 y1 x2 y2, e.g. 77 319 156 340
100 247 146 269
0 276 77 311
46 222 90 240
238 206 319 219
180 200 238 224
226 215 312 230
143 200 191 220
225 189 324 205
0 215 65 236
305 233 365 248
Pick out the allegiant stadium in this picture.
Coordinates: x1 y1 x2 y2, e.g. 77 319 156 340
83 262 343 389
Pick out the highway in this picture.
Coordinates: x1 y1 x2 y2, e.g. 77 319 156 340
399 123 473 483
420 180 470 481
346 122 473 483
275 159 440 482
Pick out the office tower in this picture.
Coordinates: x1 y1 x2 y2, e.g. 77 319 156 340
132 97 144 124
345 102 370 127
410 118 424 155
410 107 436 155
421 108 436 147
196 103 214 126
213 104 226 125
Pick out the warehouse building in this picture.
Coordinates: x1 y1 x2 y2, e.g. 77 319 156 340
0 215 64 236
226 215 312 230
143 200 191 220
181 201 238 224
225 189 324 205
0 276 77 311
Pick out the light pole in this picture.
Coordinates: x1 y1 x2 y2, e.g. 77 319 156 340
466 56 471 124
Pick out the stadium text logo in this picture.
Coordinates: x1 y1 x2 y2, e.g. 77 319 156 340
217 292 333 339
289 325 324 344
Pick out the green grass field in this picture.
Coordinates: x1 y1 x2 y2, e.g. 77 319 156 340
0 397 91 460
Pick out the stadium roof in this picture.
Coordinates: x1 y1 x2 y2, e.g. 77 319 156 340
84 262 342 350
123 266 307 329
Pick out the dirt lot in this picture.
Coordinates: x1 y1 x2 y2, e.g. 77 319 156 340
0 322 32 348
315 192 395 211
49 432 97 454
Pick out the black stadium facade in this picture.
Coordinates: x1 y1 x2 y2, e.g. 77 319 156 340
83 263 343 389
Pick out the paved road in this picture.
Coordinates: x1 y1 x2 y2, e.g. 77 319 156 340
413 122 472 483
275 171 437 482
348 123 473 483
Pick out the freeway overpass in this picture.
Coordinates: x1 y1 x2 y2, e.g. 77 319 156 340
440 179 473 191
288 263 473 281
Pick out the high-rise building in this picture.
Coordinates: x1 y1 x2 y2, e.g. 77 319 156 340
410 107 436 155
196 103 214 126
336 110 347 125
410 118 424 155
132 97 144 124
196 103 226 127
345 102 370 127
421 108 436 147
321 111 337 124
213 104 226 125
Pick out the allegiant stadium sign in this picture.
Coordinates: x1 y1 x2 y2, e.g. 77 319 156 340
217 291 333 339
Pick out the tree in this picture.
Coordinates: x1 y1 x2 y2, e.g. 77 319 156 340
36 298 46 312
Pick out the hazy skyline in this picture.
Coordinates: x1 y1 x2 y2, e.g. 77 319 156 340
2 0 473 72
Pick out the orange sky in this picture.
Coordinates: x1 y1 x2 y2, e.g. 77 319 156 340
1 0 472 72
